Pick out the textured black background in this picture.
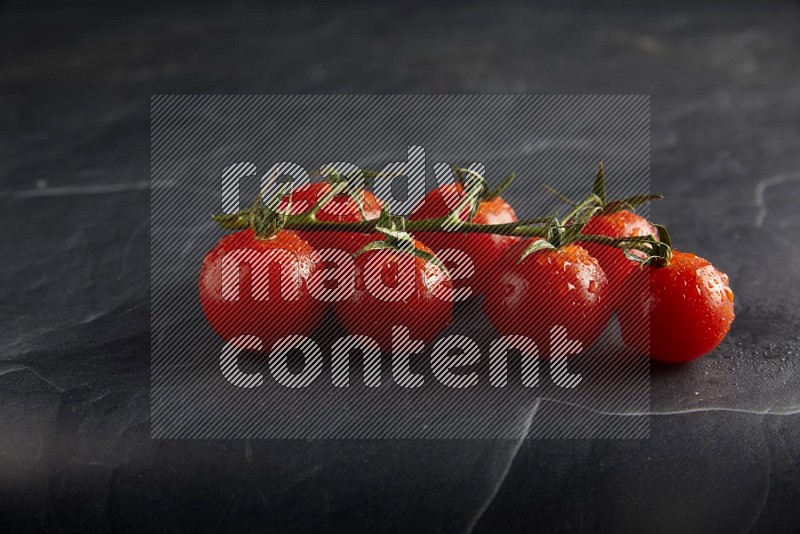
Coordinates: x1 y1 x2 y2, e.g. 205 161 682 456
2 0 800 532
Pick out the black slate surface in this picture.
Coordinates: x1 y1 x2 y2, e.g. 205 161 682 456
2 1 800 532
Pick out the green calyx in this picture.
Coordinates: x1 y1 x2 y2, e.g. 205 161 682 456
623 224 673 267
517 238 557 263
319 167 371 220
516 201 601 263
248 183 292 240
513 162 672 265
589 163 672 265
517 179 607 263
593 162 664 214
354 205 449 276
543 162 663 216
453 166 517 205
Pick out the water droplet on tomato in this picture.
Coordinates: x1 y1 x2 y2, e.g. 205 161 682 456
723 287 734 302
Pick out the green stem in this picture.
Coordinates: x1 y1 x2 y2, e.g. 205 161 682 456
212 210 670 265
214 210 552 237
211 209 662 254
285 214 552 238
210 162 670 262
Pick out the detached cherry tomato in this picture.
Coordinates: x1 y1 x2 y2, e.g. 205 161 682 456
580 209 658 308
618 251 735 364
282 181 382 253
333 238 454 352
199 229 326 350
483 239 611 356
410 183 519 296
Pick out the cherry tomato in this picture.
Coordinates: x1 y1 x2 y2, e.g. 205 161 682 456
410 184 519 296
482 239 611 356
618 250 735 364
282 181 382 253
580 209 658 308
199 229 326 350
332 238 454 352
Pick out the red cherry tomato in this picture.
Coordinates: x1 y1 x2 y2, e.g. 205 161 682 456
410 184 519 296
199 229 326 350
333 238 454 352
482 239 611 356
580 210 658 308
282 181 382 253
618 250 735 364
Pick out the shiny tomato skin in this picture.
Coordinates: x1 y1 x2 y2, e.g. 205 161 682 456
282 181 382 253
482 239 611 356
332 239 454 352
199 229 326 351
618 251 735 364
410 184 519 296
580 210 658 308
